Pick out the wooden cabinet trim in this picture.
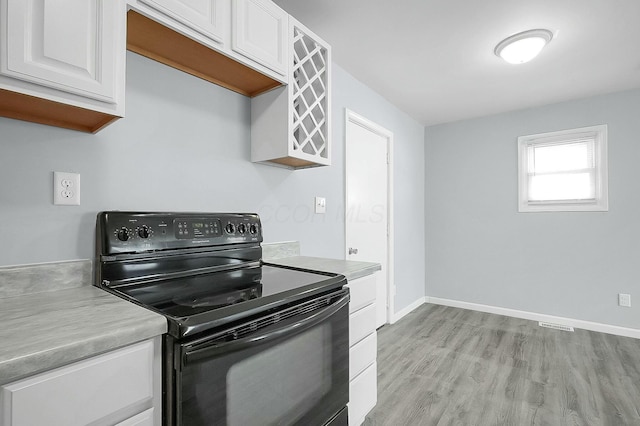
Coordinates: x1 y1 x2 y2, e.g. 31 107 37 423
0 88 118 133
127 11 282 98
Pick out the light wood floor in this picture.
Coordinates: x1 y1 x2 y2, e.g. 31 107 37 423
364 304 640 426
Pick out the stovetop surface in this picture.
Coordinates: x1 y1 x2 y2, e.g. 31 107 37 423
110 263 346 338
96 212 347 339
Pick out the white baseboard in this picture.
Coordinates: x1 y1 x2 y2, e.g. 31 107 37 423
391 297 426 324
426 296 640 339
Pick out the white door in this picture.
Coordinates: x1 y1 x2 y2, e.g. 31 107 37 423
345 110 392 328
2 0 121 103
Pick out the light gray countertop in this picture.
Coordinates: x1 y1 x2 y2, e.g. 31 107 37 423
0 252 377 386
267 256 381 281
0 286 167 385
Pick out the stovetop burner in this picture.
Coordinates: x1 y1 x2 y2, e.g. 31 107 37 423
172 284 262 309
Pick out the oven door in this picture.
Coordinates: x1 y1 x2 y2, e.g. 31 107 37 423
175 289 350 426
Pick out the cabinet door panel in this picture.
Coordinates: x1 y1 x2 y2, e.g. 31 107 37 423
232 0 287 76
3 0 119 103
0 340 154 426
138 0 227 44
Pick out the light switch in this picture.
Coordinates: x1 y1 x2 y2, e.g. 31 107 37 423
315 196 326 214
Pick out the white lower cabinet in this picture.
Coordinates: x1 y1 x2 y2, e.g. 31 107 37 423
0 338 161 426
349 332 377 381
346 274 378 426
349 362 377 425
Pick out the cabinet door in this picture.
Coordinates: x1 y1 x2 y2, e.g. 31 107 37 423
1 0 121 103
138 0 227 44
0 340 154 426
232 0 288 76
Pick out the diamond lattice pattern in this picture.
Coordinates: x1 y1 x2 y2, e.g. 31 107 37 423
292 27 328 159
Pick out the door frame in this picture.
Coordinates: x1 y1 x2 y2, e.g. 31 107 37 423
344 109 395 325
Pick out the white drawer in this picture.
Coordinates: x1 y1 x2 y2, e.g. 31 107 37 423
346 274 377 314
349 332 377 381
349 303 376 347
0 340 154 426
348 362 377 426
116 408 154 426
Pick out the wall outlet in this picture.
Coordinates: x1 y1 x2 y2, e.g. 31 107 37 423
315 196 326 214
619 293 631 307
53 172 80 205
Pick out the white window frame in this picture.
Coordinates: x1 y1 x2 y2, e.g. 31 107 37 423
517 124 608 212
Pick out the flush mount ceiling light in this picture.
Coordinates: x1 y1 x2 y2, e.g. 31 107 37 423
494 29 553 64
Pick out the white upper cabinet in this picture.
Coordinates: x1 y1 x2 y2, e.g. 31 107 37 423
128 0 288 86
251 17 331 169
137 0 228 44
232 0 288 76
2 0 121 104
0 0 125 132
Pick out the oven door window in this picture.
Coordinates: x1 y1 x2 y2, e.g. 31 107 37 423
177 293 349 426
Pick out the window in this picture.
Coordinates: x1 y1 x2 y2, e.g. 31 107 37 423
518 125 608 212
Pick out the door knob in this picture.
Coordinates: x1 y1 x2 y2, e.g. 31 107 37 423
348 247 358 255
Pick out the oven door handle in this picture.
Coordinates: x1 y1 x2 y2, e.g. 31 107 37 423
183 293 349 366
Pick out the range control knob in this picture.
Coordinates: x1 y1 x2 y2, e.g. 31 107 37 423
116 227 130 242
237 223 246 235
225 223 235 234
138 225 150 239
249 224 258 235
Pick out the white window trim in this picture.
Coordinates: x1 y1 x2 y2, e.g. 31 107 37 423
517 124 609 212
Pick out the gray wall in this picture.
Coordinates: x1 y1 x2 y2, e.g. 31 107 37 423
0 52 425 313
332 64 426 312
424 89 640 328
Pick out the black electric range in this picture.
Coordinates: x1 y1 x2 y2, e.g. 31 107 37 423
95 212 349 426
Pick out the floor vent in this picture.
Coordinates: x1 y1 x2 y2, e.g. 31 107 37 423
538 321 574 332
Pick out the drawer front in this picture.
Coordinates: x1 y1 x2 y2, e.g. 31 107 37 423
348 362 377 426
349 303 376 347
349 332 377 381
116 408 154 426
0 340 154 426
346 274 377 314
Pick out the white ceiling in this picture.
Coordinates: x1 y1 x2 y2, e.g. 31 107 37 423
273 0 640 126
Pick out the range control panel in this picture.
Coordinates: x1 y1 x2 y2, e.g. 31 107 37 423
98 212 262 254
175 218 222 239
